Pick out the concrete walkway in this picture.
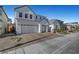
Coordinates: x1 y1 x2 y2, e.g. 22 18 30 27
1 32 79 54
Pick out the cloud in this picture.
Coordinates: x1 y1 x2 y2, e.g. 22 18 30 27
8 16 14 23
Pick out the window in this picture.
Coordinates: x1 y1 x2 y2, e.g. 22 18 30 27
36 16 37 19
25 14 28 18
0 19 3 22
43 17 45 19
30 14 32 19
42 17 44 19
19 12 22 17
0 12 2 15
40 17 41 19
0 10 2 15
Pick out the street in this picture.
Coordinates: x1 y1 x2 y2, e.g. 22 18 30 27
1 32 79 54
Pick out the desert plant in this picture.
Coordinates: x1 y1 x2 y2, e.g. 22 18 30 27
11 37 22 42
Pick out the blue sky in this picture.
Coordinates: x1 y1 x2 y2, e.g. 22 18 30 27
3 5 79 23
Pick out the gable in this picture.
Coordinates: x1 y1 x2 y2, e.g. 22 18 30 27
15 6 35 14
40 19 48 25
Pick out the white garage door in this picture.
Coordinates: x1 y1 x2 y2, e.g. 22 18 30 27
21 25 38 34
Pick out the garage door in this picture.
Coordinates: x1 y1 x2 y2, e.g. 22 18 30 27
21 25 38 34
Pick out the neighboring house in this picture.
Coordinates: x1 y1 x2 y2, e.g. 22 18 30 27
7 18 15 33
14 6 49 34
0 6 8 34
48 19 64 32
8 18 12 24
65 22 79 31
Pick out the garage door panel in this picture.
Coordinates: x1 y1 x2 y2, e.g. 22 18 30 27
21 26 38 34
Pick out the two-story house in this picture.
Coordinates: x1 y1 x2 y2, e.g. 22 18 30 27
48 19 64 32
65 22 79 32
14 6 49 34
0 6 8 35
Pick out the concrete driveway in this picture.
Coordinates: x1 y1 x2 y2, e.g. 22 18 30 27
1 32 79 54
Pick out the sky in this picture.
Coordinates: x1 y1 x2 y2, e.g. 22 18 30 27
3 5 79 23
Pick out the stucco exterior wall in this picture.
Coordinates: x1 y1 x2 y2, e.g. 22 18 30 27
0 22 5 34
49 24 55 32
14 6 49 34
15 20 20 34
0 7 8 34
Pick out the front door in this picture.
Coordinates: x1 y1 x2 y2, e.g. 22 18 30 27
42 25 46 32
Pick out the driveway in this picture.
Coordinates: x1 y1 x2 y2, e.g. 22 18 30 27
1 32 79 54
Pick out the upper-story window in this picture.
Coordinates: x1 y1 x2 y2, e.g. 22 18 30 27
0 19 3 22
40 16 41 19
25 13 28 18
43 17 45 19
19 12 22 17
0 10 2 15
0 12 2 15
36 16 37 19
30 14 32 19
